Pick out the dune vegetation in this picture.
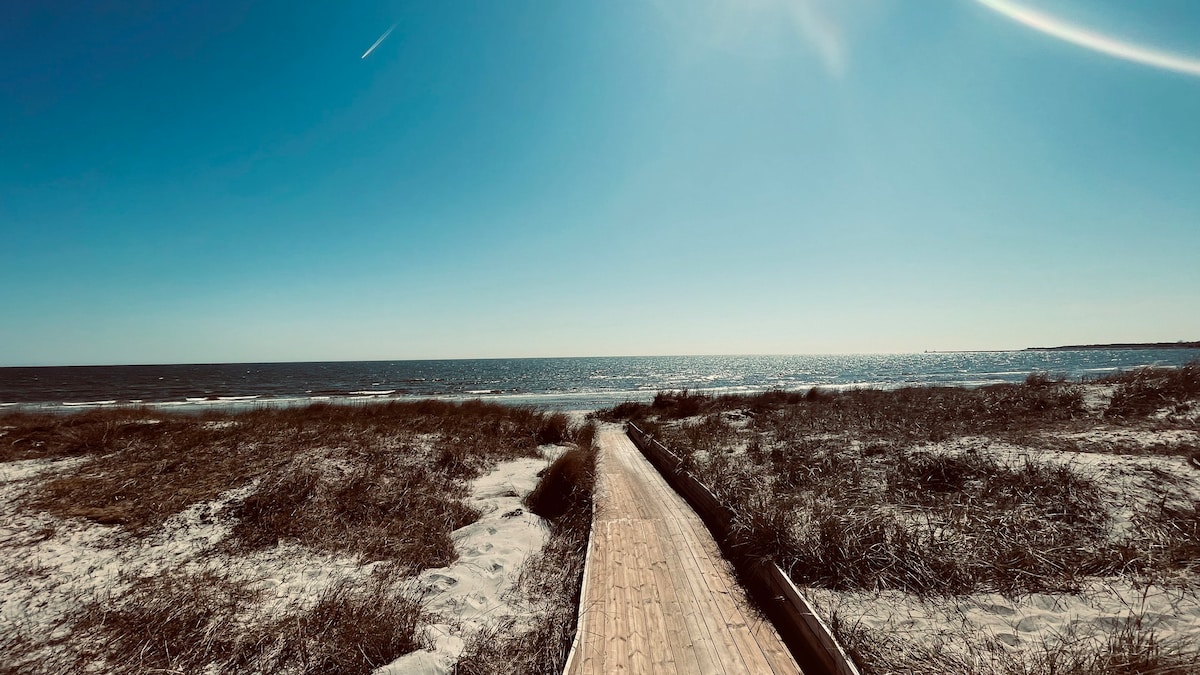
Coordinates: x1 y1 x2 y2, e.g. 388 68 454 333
0 401 594 675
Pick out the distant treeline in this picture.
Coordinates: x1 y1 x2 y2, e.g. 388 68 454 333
1026 341 1200 351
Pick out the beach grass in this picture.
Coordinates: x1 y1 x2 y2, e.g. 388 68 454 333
0 400 591 674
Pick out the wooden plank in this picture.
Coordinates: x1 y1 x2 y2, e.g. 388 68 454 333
623 520 653 673
606 520 629 673
634 518 687 673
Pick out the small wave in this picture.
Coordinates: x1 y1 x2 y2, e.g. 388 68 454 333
349 390 396 396
63 400 118 407
218 395 261 402
466 389 502 395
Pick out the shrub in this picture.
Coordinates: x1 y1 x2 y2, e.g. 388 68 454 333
536 412 570 445
526 447 594 520
1105 361 1200 418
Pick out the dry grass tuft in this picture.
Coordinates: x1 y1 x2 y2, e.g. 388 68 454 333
18 401 547 562
72 571 428 675
265 577 430 675
1103 360 1200 418
228 457 479 569
526 448 593 520
72 570 263 673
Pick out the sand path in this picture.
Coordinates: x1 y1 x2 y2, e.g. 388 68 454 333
568 425 802 674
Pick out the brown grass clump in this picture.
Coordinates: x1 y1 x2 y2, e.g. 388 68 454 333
71 570 262 673
718 445 1110 596
525 448 593 520
264 577 430 675
1103 360 1200 418
228 457 479 569
0 408 167 462
603 381 1088 446
73 571 428 675
536 411 571 444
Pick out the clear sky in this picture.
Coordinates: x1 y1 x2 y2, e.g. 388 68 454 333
2 0 1198 366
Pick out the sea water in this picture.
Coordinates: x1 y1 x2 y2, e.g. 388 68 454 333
1 351 1197 412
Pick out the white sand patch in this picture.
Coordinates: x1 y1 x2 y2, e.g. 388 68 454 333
1081 384 1116 414
564 410 592 426
0 456 91 485
203 541 376 621
377 455 552 675
1051 427 1200 452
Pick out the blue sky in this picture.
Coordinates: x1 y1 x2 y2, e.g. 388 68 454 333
2 0 1198 366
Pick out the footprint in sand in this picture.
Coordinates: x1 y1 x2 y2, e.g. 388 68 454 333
995 632 1020 647
1014 614 1043 633
426 572 459 589
977 603 1017 616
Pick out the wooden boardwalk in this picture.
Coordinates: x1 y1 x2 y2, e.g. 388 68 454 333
567 426 803 674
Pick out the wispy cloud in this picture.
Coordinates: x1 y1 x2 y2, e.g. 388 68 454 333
653 0 853 77
975 0 1200 78
785 0 846 77
361 23 397 60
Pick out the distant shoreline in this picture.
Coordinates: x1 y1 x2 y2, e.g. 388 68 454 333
1025 341 1200 352
924 342 1200 354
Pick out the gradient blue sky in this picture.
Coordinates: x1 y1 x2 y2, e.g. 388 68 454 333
2 0 1198 366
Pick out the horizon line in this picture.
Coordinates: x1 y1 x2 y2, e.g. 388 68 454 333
4 342 1199 369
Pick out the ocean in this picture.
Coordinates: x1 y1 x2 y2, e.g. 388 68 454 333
2 351 1197 413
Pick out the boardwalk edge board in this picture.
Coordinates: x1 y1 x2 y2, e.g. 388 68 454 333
562 520 596 674
626 423 862 675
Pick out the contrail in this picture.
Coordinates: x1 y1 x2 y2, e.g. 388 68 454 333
361 23 397 59
974 0 1200 78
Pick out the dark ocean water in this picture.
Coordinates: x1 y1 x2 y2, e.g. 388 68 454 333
1 351 1197 413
